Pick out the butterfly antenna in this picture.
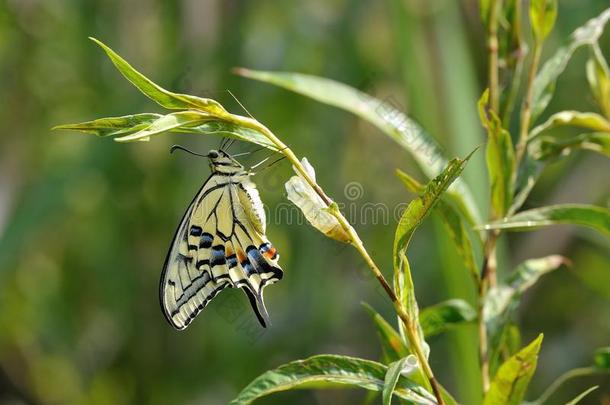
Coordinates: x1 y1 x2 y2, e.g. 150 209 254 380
228 89 255 119
252 156 287 175
250 156 271 170
170 145 209 158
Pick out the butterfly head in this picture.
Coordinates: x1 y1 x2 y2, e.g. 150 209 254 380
208 149 244 172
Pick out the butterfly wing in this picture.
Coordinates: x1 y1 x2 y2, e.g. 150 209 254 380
160 173 283 330
226 178 282 326
160 174 232 330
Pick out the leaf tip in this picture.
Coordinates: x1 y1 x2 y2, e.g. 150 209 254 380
233 67 252 77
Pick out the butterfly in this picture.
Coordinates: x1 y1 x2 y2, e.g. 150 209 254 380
160 147 283 330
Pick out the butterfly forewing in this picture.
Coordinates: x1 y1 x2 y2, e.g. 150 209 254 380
160 154 282 330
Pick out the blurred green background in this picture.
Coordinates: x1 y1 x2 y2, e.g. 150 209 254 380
0 0 609 404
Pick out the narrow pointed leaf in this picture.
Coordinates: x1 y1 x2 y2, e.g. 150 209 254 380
53 113 163 137
230 355 436 405
394 151 475 272
564 386 598 405
114 111 212 142
90 37 226 115
420 299 477 338
397 169 479 279
529 0 557 42
362 302 409 363
587 48 610 117
478 89 515 217
483 334 544 405
236 68 481 226
529 111 610 140
531 132 610 160
383 358 409 405
531 8 610 120
479 204 610 236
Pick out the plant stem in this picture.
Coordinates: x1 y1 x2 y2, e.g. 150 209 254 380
477 230 498 394
231 114 446 405
487 0 502 113
515 40 542 167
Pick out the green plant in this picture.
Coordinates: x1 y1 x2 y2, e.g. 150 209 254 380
55 2 610 404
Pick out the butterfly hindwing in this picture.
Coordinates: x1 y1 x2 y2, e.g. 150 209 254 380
160 155 283 330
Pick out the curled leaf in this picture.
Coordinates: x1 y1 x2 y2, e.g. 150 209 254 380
285 158 350 243
531 132 610 160
529 111 610 140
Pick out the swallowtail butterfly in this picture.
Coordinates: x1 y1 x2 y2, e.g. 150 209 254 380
160 148 282 330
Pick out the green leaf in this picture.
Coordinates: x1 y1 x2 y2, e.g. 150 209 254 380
230 354 436 405
391 153 474 366
434 201 480 280
114 111 212 142
394 151 475 272
394 254 430 362
396 169 479 280
55 115 279 151
235 68 482 226
52 113 163 137
587 45 610 118
383 357 417 405
529 111 610 140
484 255 568 325
529 0 557 42
478 89 515 217
531 8 610 121
89 37 226 115
419 299 476 338
483 334 544 405
531 132 610 160
478 204 610 236
594 346 610 369
185 121 279 151
362 302 409 364
564 386 598 405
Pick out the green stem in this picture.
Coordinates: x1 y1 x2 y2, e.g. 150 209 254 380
478 231 498 394
229 113 446 405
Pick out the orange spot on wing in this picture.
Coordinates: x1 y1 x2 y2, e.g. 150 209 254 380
237 250 246 262
226 246 234 256
264 247 277 260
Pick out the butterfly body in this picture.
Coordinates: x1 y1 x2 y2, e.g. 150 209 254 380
160 149 282 330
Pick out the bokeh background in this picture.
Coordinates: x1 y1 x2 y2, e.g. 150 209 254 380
1 0 609 404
